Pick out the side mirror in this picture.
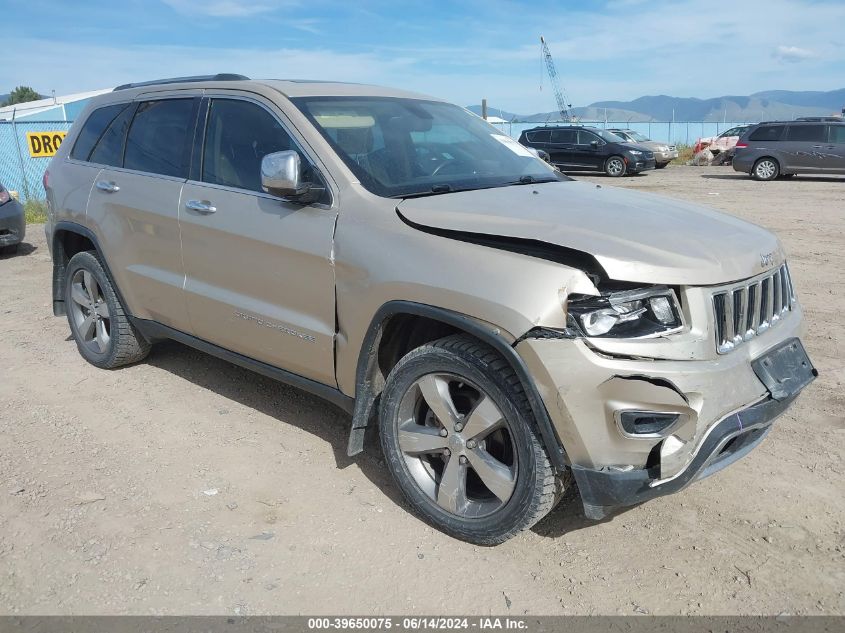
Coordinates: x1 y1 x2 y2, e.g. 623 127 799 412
261 151 311 198
590 140 599 149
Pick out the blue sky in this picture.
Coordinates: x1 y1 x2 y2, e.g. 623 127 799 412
2 0 843 113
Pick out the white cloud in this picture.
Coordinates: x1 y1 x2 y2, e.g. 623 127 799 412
161 0 295 18
773 45 818 62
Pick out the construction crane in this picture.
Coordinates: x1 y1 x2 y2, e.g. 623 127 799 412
539 35 573 122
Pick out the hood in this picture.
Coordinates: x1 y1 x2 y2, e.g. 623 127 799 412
618 142 650 153
396 180 783 286
640 140 670 151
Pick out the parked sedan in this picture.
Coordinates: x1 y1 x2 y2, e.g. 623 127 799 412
606 129 677 168
0 182 25 255
518 126 655 176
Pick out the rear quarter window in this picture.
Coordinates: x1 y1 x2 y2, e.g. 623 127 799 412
525 130 550 143
89 104 135 167
749 125 784 142
70 103 131 161
829 125 845 143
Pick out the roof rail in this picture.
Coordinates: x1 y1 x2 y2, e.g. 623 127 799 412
113 73 250 91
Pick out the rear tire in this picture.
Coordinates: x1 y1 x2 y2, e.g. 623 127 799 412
604 156 627 177
379 334 568 545
752 157 779 181
65 250 150 369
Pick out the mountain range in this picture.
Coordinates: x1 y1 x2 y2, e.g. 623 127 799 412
470 88 845 122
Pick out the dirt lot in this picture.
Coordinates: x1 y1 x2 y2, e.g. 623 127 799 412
0 166 843 615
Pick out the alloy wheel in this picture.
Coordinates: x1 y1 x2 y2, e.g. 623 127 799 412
396 372 518 518
606 158 625 176
755 159 777 180
69 269 111 354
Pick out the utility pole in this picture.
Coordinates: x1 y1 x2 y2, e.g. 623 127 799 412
481 99 488 120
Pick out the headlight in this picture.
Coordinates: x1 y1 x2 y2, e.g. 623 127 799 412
566 287 683 338
628 150 643 155
0 187 9 206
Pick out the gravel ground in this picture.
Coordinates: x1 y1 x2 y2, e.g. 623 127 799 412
0 166 843 615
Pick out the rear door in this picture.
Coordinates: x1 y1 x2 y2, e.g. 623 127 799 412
84 93 198 332
178 94 338 386
547 128 578 167
783 124 828 172
824 124 845 172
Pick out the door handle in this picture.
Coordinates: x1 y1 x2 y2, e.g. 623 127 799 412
185 199 217 214
96 180 120 193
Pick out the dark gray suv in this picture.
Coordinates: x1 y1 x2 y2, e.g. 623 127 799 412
733 120 845 180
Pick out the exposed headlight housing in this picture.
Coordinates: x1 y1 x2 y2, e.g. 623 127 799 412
566 287 684 338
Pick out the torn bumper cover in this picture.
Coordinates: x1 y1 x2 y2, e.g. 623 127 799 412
572 392 793 519
517 320 816 519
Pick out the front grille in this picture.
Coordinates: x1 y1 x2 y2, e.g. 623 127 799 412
712 263 795 354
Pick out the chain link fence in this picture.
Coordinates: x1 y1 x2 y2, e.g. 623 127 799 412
490 120 753 145
0 119 74 201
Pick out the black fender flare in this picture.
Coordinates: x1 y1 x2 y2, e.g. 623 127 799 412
347 300 568 471
51 221 126 317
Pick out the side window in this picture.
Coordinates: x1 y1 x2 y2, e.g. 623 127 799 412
202 99 299 193
785 125 826 142
577 131 601 145
550 129 576 144
70 104 129 161
89 104 135 167
829 125 845 144
124 99 195 178
749 125 784 142
526 130 550 143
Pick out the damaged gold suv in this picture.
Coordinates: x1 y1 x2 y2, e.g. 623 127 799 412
44 75 816 544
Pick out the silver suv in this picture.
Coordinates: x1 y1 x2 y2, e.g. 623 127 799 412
44 75 816 544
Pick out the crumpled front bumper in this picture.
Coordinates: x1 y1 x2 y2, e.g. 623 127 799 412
571 392 793 519
517 306 815 519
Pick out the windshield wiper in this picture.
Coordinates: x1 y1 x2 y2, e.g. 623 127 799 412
502 175 558 186
393 184 454 199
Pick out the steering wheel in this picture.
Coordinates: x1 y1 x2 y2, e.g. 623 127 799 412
431 158 471 177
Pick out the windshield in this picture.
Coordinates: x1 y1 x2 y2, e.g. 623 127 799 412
593 129 625 143
292 97 564 198
625 131 649 142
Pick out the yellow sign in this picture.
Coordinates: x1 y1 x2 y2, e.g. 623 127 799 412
26 131 67 158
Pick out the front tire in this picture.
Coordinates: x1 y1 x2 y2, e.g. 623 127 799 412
65 250 150 369
379 334 565 545
604 155 627 177
752 157 779 181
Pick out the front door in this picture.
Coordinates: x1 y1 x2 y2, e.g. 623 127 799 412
823 124 845 172
178 96 338 386
574 130 606 170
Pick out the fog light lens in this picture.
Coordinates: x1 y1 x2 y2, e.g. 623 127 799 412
618 411 680 436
